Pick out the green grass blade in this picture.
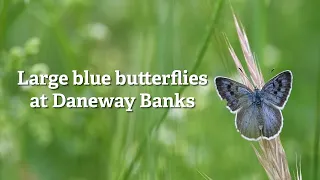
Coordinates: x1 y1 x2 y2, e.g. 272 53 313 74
197 169 213 180
313 49 320 180
118 0 224 179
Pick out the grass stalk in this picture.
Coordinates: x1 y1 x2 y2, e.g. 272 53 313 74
226 13 298 180
197 169 213 180
118 1 224 179
313 48 320 180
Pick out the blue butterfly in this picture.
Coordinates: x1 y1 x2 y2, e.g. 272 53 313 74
214 70 293 141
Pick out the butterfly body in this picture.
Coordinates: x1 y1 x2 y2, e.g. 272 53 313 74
252 89 263 105
214 70 292 141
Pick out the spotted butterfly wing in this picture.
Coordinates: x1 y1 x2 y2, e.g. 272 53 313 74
261 70 293 109
214 77 260 140
214 77 252 113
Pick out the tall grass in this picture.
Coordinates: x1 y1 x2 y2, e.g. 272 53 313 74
118 1 224 179
314 47 320 180
226 12 302 180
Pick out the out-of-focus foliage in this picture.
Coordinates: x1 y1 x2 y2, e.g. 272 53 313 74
0 0 319 179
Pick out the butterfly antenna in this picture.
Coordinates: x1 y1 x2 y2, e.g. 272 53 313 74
238 67 257 89
271 68 275 73
238 68 249 81
255 54 264 87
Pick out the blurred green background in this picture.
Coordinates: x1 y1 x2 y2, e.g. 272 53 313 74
0 0 319 179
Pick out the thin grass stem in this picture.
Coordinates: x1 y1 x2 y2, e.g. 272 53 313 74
118 1 224 179
313 48 320 180
226 11 294 180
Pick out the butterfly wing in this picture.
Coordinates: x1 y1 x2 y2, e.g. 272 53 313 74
261 70 293 109
236 104 262 140
261 102 283 139
236 102 283 140
214 77 253 113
